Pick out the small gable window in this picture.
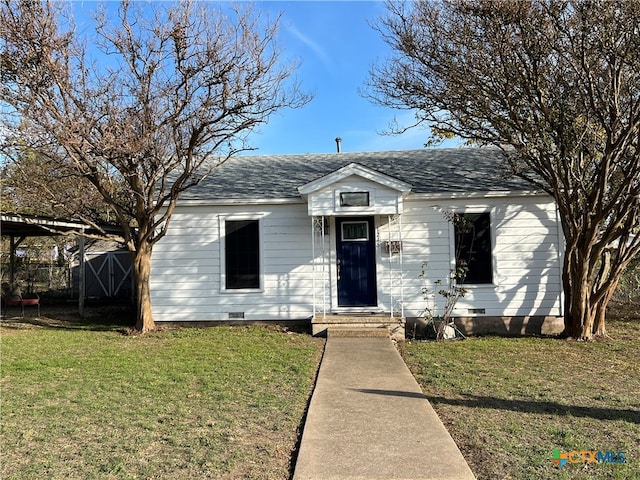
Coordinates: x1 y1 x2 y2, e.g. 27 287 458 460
340 192 369 207
454 212 493 285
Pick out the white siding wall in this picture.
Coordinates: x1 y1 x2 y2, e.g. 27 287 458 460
388 196 563 318
151 194 563 323
151 203 317 322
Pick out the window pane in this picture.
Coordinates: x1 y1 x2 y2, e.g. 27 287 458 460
454 213 492 284
342 221 369 241
340 192 369 207
225 220 259 289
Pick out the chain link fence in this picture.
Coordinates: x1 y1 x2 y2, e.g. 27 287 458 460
1 260 72 296
614 256 640 304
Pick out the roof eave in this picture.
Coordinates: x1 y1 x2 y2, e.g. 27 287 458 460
176 197 306 206
175 189 550 206
407 190 550 200
298 162 412 196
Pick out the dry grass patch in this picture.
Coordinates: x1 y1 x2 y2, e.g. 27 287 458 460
401 303 640 480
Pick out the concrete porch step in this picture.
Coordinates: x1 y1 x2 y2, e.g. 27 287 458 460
312 315 405 341
316 314 400 324
327 326 390 338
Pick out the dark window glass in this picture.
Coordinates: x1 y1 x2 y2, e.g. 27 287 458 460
454 213 492 284
340 192 369 207
225 220 259 289
341 221 369 241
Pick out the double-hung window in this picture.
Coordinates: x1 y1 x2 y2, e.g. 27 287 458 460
454 212 493 285
224 219 260 290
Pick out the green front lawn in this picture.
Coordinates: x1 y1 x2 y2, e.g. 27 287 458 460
1 317 324 480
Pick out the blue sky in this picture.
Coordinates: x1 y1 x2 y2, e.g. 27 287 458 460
242 1 433 155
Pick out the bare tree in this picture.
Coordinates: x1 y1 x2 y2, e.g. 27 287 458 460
1 151 111 221
1 0 310 332
366 0 640 340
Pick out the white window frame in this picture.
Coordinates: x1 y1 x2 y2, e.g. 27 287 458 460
339 191 370 207
341 220 370 242
334 188 376 213
448 208 497 287
219 214 264 293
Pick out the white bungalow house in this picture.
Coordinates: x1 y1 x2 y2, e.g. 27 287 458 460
150 148 564 338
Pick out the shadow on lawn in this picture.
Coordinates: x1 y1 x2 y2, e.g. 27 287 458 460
426 394 640 424
353 388 428 399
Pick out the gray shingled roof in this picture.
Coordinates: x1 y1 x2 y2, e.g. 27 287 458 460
181 148 534 200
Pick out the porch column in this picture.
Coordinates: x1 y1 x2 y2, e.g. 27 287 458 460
398 213 405 318
321 216 327 318
311 216 328 319
387 215 394 318
311 217 316 318
387 214 405 319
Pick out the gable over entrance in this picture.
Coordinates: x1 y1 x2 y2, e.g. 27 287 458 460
298 163 412 216
297 163 411 317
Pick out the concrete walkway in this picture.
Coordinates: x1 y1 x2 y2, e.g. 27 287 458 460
293 336 476 480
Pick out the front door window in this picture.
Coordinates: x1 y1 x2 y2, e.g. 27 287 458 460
341 221 369 241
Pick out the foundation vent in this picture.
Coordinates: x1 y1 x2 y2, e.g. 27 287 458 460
468 308 486 314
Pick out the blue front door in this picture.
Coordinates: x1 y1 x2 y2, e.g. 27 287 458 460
336 217 377 307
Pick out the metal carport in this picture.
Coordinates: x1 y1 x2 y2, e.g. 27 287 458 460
1 213 122 316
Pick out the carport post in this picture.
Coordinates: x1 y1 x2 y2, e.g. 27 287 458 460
9 235 15 285
78 230 85 317
8 235 26 286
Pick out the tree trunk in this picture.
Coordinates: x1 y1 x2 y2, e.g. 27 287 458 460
591 249 614 338
563 245 620 340
562 248 573 336
592 303 607 337
591 274 621 338
132 243 155 333
563 246 596 340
